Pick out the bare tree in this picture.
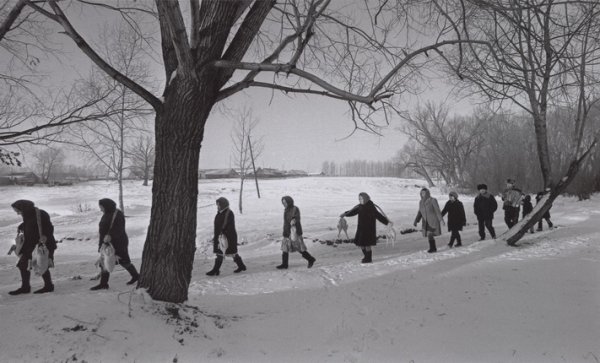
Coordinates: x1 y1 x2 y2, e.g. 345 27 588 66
127 134 154 186
1 0 491 302
68 23 153 213
231 107 263 214
450 0 600 244
394 144 436 187
32 146 64 183
400 102 486 186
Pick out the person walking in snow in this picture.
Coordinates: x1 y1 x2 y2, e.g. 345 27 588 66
9 200 57 295
535 190 554 231
413 188 444 253
206 197 246 276
91 198 139 290
276 196 316 269
502 178 523 228
474 184 497 240
441 191 466 248
340 192 391 263
521 195 535 234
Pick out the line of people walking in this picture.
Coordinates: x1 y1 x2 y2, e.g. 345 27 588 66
6 181 553 295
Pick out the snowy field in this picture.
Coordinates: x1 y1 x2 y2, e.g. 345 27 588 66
0 177 599 363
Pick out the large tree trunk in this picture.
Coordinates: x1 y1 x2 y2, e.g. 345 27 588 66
533 114 553 189
502 139 597 246
138 80 211 303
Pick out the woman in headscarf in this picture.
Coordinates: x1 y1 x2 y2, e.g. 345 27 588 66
276 196 316 269
206 197 247 276
9 200 57 295
91 198 139 290
340 192 391 263
413 188 444 253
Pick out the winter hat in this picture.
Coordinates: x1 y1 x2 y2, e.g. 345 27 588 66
420 188 431 199
477 184 488 191
11 200 35 214
506 178 516 184
99 198 117 214
523 195 531 202
281 196 294 208
449 191 459 199
216 197 230 211
358 192 371 203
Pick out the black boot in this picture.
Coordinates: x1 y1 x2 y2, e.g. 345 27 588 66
301 251 316 268
9 268 31 295
455 233 462 247
34 270 54 294
276 252 289 269
91 271 110 290
123 263 140 285
360 248 367 263
206 255 224 276
233 255 246 273
448 236 455 248
362 250 372 263
427 238 437 253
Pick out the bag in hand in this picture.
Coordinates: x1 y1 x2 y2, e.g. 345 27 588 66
31 243 50 275
100 242 116 272
290 226 298 242
218 234 229 253
14 232 24 256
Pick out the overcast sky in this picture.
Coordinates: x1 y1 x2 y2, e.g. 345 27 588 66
4 2 477 173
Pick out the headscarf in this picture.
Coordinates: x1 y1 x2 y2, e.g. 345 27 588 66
281 196 294 209
449 191 458 199
99 198 117 214
358 192 371 203
11 200 35 215
216 197 229 211
420 188 431 200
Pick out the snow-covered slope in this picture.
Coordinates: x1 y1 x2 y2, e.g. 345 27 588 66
0 178 598 362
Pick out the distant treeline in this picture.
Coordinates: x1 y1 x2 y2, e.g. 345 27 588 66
321 160 413 178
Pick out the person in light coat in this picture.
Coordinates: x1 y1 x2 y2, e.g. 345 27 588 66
413 188 444 253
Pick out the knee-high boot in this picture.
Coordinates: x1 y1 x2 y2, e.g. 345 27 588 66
34 270 54 294
427 237 437 253
9 268 31 295
122 263 139 285
233 255 247 273
276 252 289 269
300 251 316 268
206 255 224 276
91 271 110 290
362 250 373 263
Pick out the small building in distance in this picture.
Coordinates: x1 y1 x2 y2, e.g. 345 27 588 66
199 168 240 179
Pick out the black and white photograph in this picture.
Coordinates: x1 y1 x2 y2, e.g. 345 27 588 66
1 0 599 362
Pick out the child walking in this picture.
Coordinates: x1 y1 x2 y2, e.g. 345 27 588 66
441 191 466 248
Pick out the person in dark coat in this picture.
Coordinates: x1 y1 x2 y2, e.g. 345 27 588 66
91 198 139 290
441 191 466 248
276 196 316 269
340 192 391 263
206 197 247 276
473 184 497 240
9 200 57 295
535 191 554 231
521 195 535 233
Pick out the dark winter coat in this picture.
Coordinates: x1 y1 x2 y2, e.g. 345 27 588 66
522 196 533 218
12 200 56 268
441 200 466 231
342 200 389 247
535 191 552 219
98 198 131 264
474 193 498 220
282 196 303 238
213 201 238 255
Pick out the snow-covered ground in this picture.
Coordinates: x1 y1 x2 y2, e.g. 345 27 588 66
0 177 598 362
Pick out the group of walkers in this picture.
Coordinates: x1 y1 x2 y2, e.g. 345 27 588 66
7 198 139 296
6 179 553 295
